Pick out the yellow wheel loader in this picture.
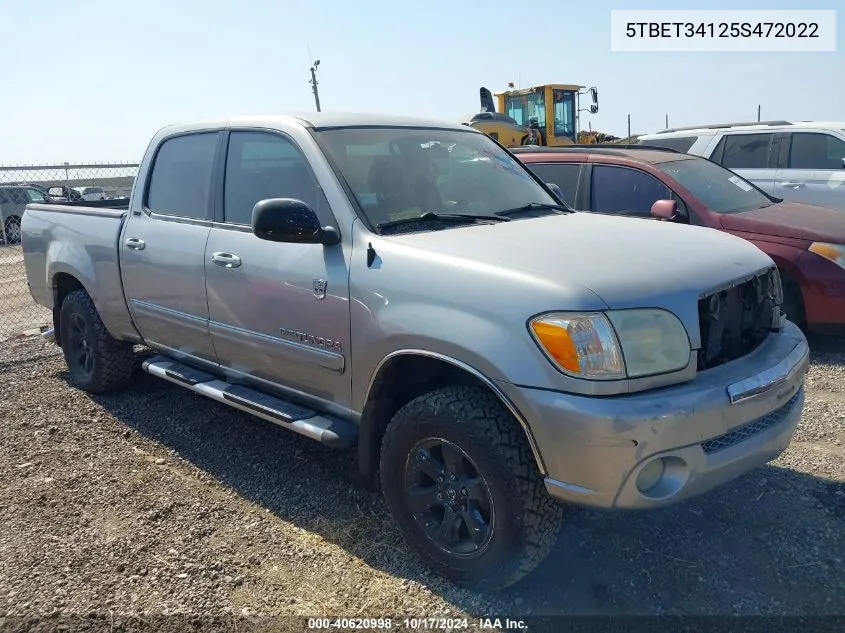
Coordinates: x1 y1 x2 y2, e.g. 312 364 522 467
467 84 614 147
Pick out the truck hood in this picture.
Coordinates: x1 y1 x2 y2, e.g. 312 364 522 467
719 200 845 243
385 211 774 315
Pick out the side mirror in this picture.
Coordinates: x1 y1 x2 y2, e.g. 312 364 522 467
251 198 340 246
546 182 565 202
650 199 678 221
841 157 845 169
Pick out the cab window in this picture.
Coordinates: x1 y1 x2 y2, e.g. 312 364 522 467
591 165 672 217
788 132 845 170
552 90 575 139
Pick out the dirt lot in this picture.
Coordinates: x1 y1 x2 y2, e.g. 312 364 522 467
0 333 843 627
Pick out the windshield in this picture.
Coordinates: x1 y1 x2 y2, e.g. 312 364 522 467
314 126 558 232
656 157 772 214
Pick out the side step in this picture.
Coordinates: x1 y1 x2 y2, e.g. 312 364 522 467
141 355 357 448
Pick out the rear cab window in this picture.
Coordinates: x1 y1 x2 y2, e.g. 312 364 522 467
145 132 218 219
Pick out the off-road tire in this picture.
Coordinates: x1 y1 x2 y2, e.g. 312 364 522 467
380 385 565 591
59 289 135 393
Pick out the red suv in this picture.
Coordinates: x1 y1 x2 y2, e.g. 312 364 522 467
514 145 845 335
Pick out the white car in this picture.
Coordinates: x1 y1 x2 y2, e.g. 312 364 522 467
636 121 845 210
73 186 107 201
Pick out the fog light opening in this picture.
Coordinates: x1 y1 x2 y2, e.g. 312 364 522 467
634 455 690 500
636 458 666 494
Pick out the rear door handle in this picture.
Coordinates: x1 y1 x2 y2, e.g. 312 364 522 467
211 252 242 268
779 182 806 189
125 237 146 250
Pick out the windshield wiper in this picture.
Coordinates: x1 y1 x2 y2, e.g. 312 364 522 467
377 211 510 231
495 202 571 217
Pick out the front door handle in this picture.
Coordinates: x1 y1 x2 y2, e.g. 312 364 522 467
779 182 806 189
125 237 146 250
211 252 242 268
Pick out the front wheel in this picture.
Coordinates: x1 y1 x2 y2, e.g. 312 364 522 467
4 216 21 244
59 289 135 393
380 386 565 591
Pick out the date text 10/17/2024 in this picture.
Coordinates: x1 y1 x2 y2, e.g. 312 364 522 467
306 617 528 630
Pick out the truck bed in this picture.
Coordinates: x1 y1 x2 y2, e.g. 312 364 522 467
21 202 138 341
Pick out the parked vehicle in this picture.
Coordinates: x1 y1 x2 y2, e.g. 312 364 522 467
23 114 809 590
0 184 51 244
73 186 107 201
46 186 84 202
515 145 845 335
635 121 845 210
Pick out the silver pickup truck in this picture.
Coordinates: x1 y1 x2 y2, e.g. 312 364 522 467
23 113 809 590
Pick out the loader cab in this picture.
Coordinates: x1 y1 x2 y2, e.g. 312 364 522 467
497 84 582 145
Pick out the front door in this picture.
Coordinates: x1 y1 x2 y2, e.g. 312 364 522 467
120 131 220 365
204 130 352 407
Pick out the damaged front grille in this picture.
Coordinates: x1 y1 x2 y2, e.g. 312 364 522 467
697 267 783 371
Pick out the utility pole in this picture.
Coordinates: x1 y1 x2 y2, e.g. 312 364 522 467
627 114 631 139
665 114 669 128
757 104 761 122
309 59 321 112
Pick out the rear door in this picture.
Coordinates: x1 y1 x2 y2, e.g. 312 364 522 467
120 130 222 365
708 132 779 195
772 130 845 210
204 129 352 405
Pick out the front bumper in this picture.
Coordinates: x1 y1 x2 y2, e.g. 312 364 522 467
497 321 809 509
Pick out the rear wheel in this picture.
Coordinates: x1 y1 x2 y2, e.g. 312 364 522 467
59 289 135 393
4 216 21 244
380 385 565 591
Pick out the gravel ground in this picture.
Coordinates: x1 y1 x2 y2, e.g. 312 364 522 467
0 334 843 627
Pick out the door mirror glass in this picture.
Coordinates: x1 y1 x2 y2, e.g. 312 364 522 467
251 198 340 245
650 199 678 221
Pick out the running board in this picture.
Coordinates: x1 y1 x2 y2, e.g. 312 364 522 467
141 356 357 448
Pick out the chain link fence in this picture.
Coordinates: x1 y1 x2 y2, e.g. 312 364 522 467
0 163 138 342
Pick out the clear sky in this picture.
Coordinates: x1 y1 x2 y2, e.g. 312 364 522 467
1 0 842 164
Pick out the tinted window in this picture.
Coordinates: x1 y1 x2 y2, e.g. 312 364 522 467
788 133 845 169
524 162 581 207
591 165 671 216
146 132 217 219
657 157 771 214
26 188 46 202
718 133 773 169
638 136 697 153
223 131 319 226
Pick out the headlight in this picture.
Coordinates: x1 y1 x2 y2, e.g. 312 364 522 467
809 242 845 270
529 309 691 380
